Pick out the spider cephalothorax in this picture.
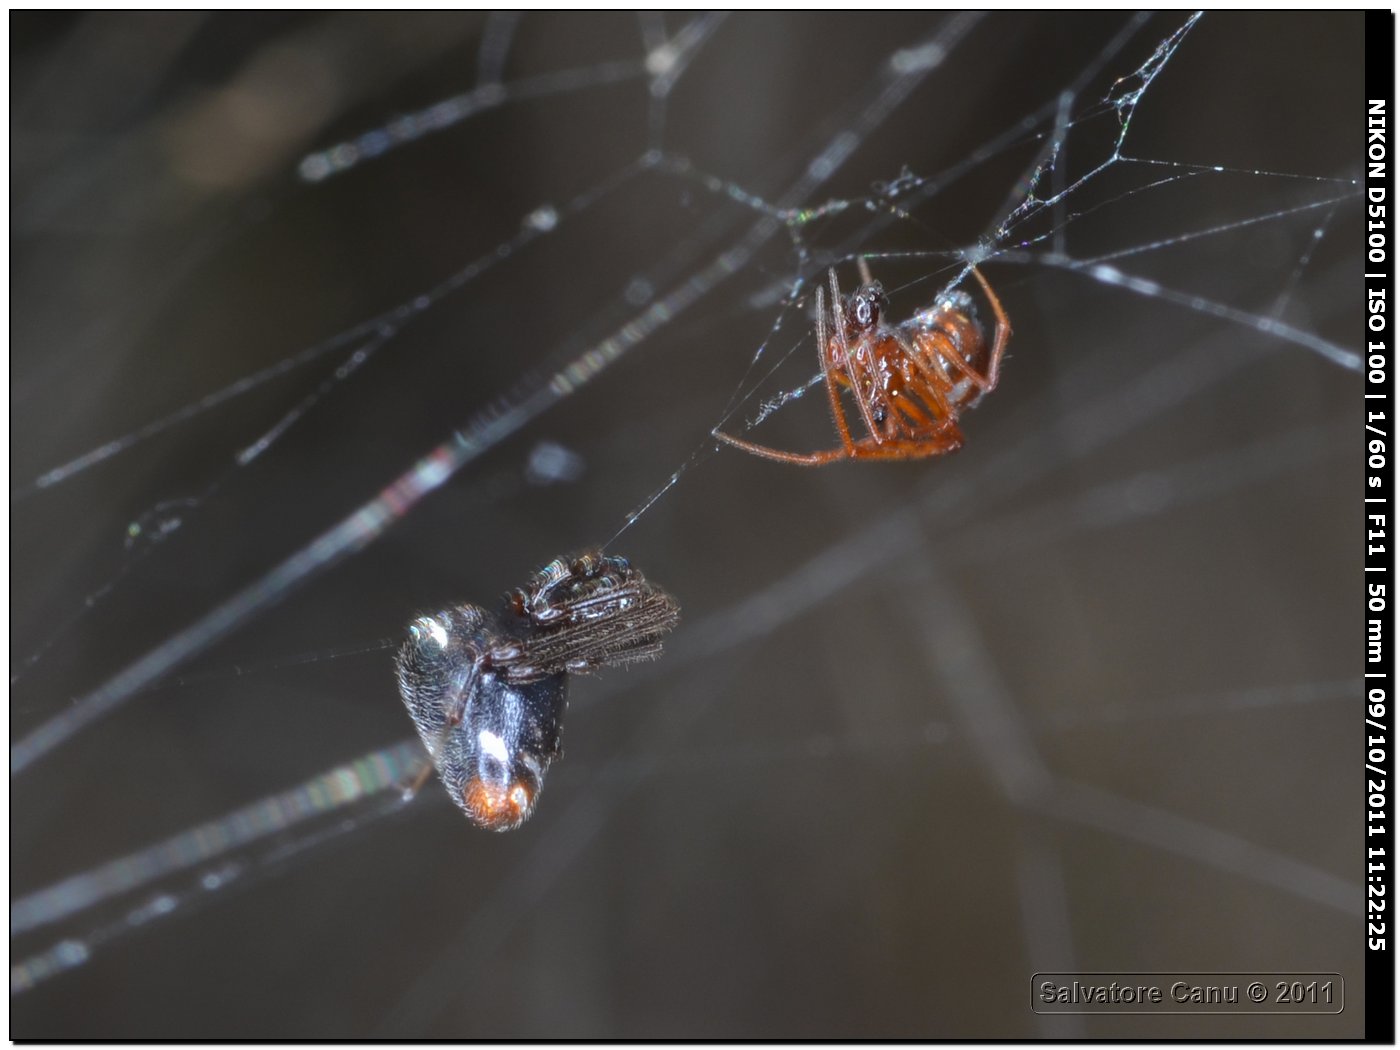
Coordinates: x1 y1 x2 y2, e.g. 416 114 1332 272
846 280 887 330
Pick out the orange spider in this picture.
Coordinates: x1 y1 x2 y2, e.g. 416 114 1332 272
716 260 1010 464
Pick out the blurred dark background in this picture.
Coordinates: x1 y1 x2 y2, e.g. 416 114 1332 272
11 12 1364 1038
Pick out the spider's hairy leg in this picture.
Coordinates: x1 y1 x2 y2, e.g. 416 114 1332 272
938 265 1011 393
847 423 964 461
829 267 884 445
713 275 856 465
818 279 858 458
712 429 851 465
891 328 957 422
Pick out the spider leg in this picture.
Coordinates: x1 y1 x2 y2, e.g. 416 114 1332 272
891 328 957 422
444 652 489 726
829 267 885 444
847 422 964 460
712 278 856 465
857 255 874 286
972 265 1011 390
714 420 962 464
711 431 851 465
817 280 858 457
399 757 436 802
936 265 1011 393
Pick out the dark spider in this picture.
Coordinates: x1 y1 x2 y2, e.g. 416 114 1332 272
395 550 679 830
716 259 1011 464
503 550 679 676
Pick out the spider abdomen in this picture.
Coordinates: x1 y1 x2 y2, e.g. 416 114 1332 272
396 607 568 831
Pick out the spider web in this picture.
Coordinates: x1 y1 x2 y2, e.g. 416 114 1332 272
10 12 1365 1038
